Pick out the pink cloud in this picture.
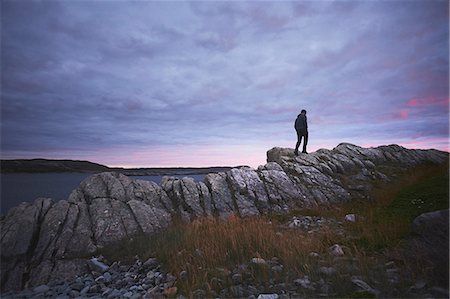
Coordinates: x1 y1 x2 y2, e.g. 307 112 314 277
406 96 450 107
399 109 409 119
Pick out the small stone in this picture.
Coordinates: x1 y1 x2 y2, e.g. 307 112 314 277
33 285 50 293
104 272 112 282
351 277 379 296
69 290 79 297
88 257 109 273
179 270 188 281
294 276 314 290
411 279 426 290
344 214 356 222
131 294 142 299
271 265 283 273
319 282 332 294
88 284 102 293
257 294 279 299
319 266 337 276
232 273 242 285
328 244 344 256
270 257 281 264
101 288 112 296
80 285 90 296
107 289 122 298
123 291 133 298
251 257 267 265
430 287 449 298
71 282 85 291
192 289 207 297
248 285 260 296
195 248 204 257
308 252 320 259
143 258 159 269
95 275 105 283
230 285 245 297
147 271 155 279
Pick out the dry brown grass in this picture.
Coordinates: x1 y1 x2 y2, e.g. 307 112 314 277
148 215 339 293
99 162 448 296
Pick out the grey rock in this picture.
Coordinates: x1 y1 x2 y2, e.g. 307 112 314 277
130 293 142 299
89 284 102 293
33 284 50 293
179 270 188 281
232 273 243 285
319 266 337 276
308 252 320 259
251 257 267 265
344 214 356 222
257 294 279 299
271 265 283 273
71 281 85 291
88 257 109 273
328 244 345 256
351 277 379 296
143 258 159 270
205 172 236 217
227 168 267 216
429 286 449 297
192 289 207 297
104 272 113 282
107 289 122 298
230 285 246 297
80 285 90 296
161 177 203 219
412 209 449 286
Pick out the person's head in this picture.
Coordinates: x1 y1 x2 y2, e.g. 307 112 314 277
301 109 307 114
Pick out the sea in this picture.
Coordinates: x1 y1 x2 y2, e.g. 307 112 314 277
0 173 205 215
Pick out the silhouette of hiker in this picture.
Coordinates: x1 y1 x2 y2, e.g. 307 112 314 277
294 109 308 156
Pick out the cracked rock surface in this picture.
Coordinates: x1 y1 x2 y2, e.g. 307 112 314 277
1 143 448 291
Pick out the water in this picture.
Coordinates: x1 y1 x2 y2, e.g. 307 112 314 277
0 173 205 215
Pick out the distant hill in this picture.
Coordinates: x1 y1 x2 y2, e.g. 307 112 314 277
0 159 111 173
0 159 235 175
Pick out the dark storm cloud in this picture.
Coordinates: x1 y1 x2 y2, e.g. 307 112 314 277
1 0 448 167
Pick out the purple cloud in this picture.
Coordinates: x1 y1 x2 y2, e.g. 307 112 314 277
1 1 448 167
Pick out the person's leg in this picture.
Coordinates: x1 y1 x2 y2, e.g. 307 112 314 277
302 132 308 153
295 131 302 155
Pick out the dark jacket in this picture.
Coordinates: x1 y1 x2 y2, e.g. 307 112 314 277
295 113 308 133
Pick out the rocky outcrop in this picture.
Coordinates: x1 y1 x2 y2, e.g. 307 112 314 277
1 143 448 291
412 209 449 287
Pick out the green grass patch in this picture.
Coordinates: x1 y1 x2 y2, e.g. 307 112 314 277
387 170 449 221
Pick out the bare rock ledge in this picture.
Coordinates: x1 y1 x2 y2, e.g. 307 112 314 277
1 143 448 291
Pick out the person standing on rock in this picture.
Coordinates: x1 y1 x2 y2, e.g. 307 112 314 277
294 109 308 155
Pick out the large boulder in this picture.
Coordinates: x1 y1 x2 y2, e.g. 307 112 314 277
412 209 449 287
1 172 173 291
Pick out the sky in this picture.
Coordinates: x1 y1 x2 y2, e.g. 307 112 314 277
1 0 449 168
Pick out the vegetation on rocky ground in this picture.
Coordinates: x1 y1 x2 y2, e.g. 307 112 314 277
99 163 448 297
